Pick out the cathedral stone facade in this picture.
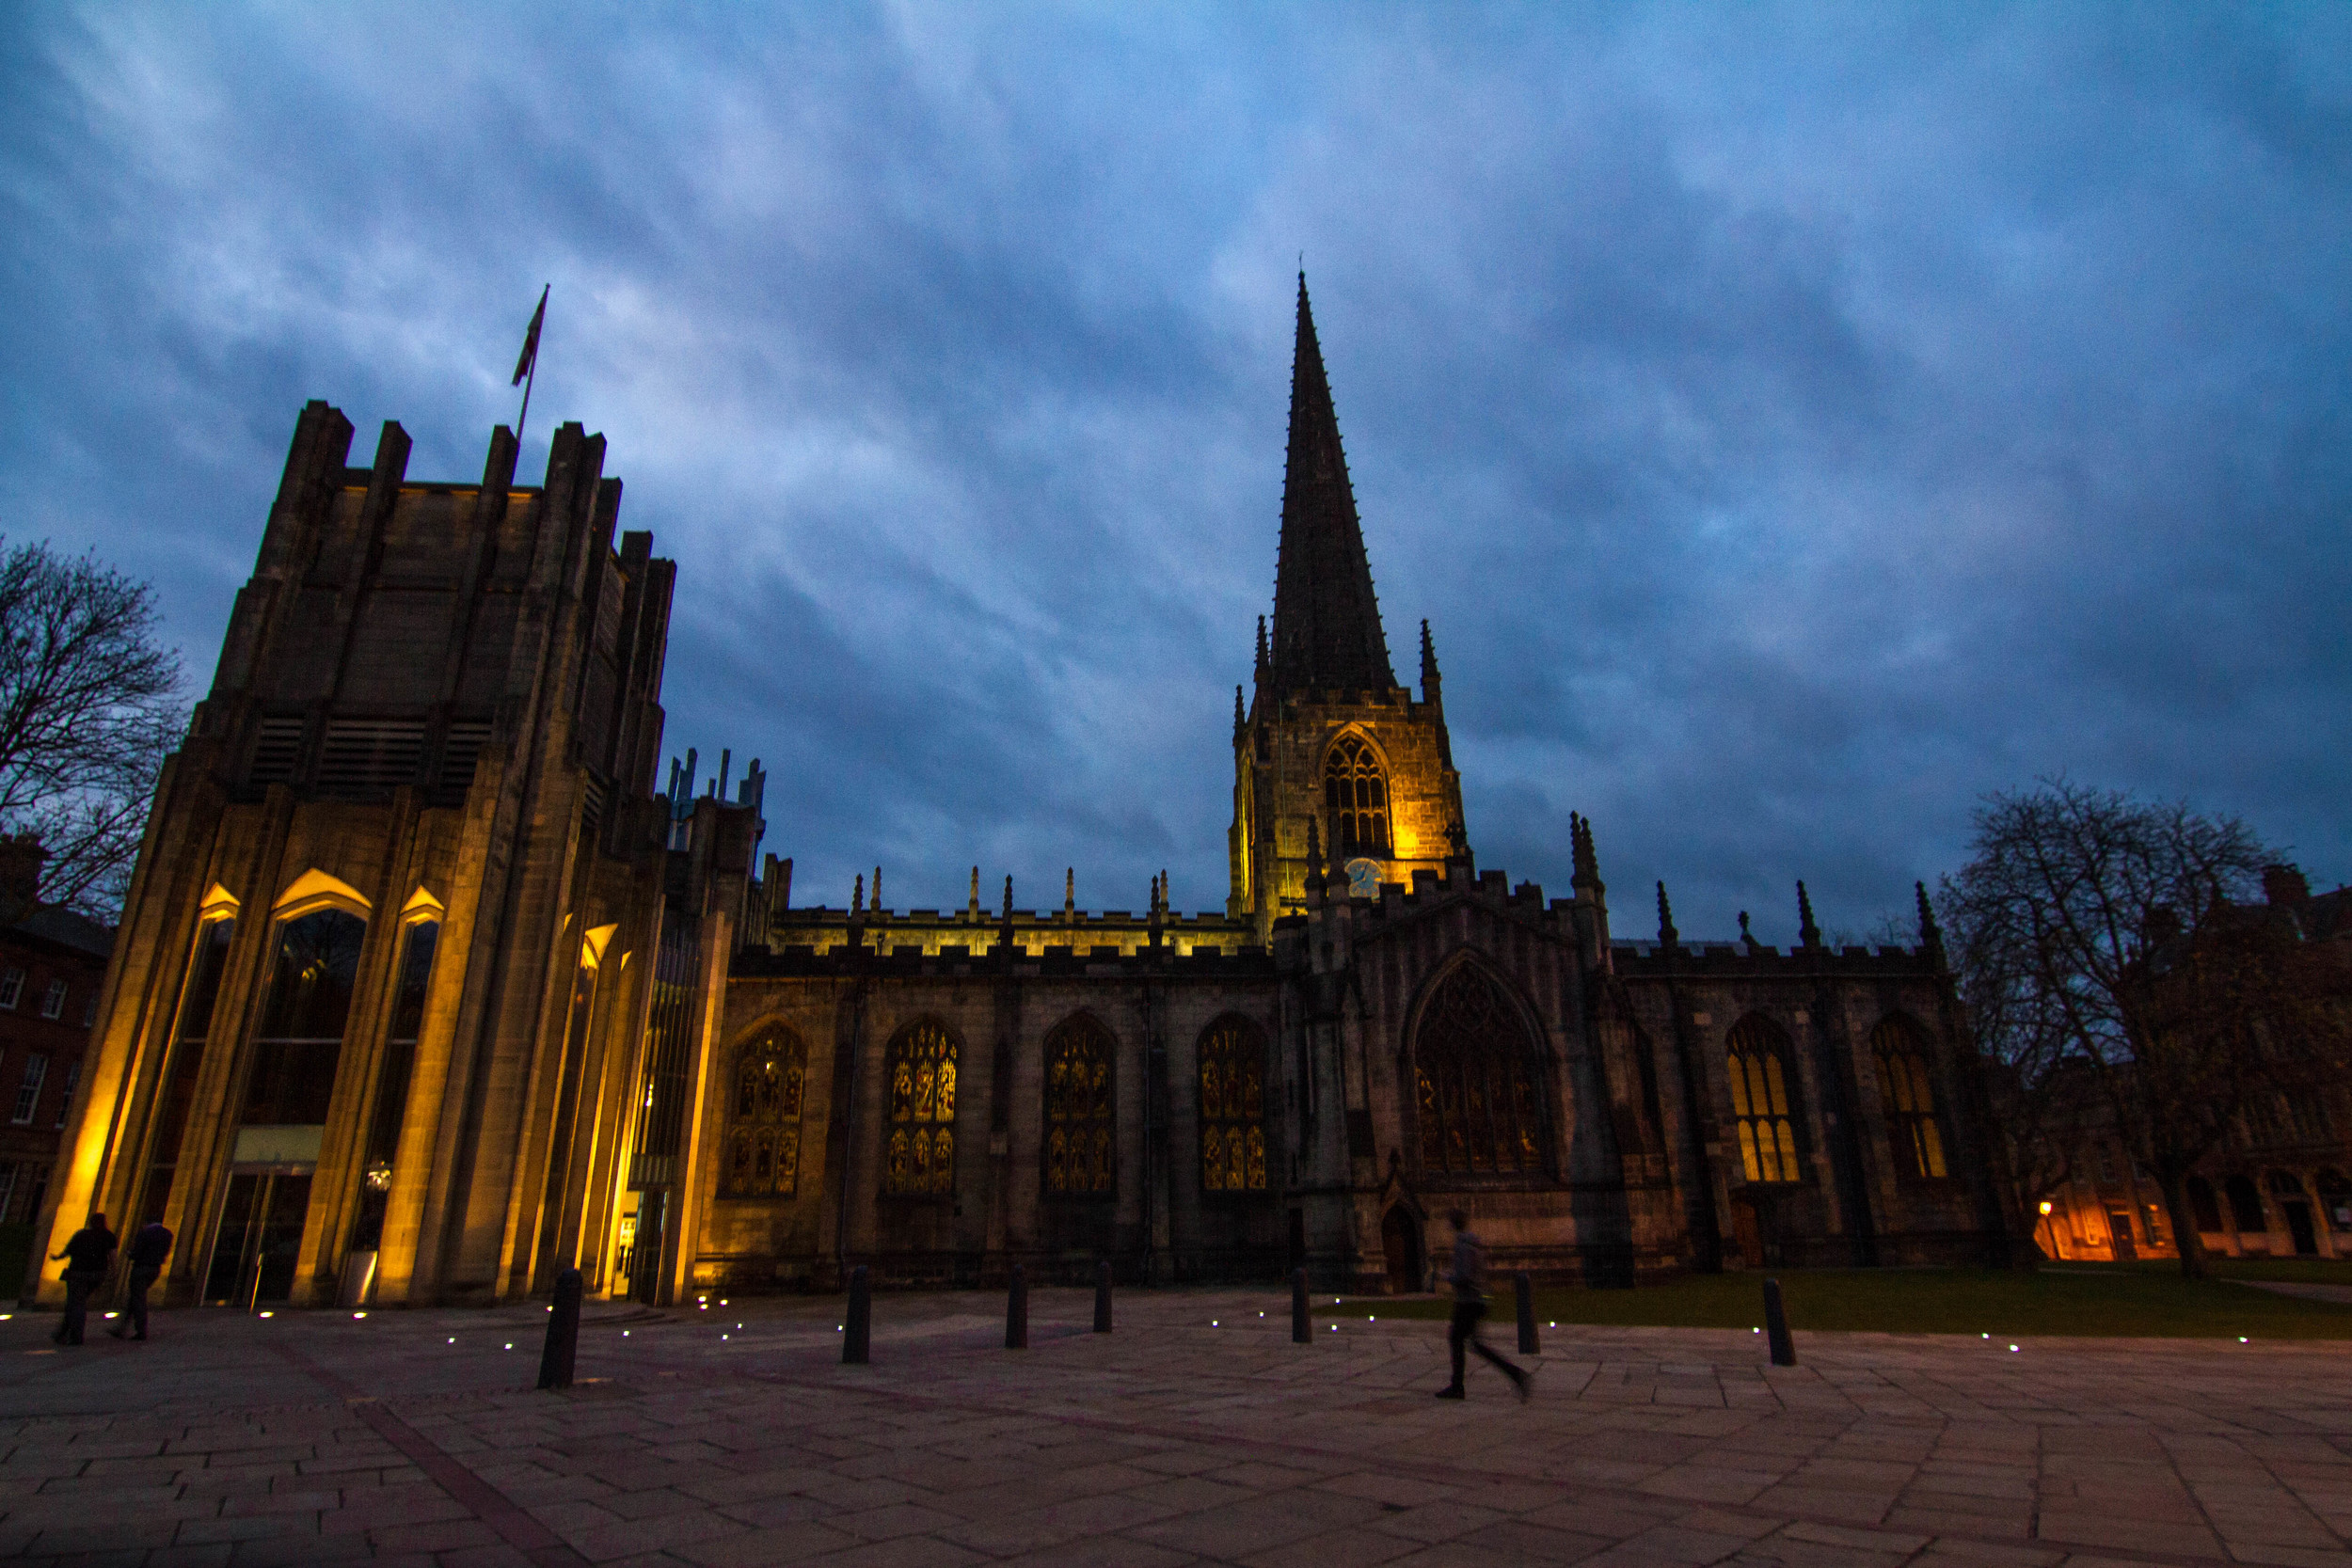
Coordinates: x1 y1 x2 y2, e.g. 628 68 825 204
33 281 2011 1310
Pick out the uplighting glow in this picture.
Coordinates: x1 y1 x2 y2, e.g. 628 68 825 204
258 1311 273 1319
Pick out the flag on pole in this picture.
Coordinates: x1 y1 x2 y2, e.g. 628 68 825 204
512 285 548 387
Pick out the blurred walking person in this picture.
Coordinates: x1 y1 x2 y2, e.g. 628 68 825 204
1434 1208 1528 1401
108 1218 172 1341
48 1212 117 1347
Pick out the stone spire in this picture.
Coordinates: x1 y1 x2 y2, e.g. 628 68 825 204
1419 618 1442 707
1656 880 1678 950
1797 879 1820 950
1269 274 1393 695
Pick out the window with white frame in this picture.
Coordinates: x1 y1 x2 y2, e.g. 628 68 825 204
40 979 66 1020
11 1053 45 1124
53 1059 78 1128
0 970 22 1009
80 992 96 1027
0 1162 15 1224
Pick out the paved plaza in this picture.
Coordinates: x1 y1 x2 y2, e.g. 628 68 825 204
1 1285 2347 1567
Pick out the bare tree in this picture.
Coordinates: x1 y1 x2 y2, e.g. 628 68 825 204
0 538 184 918
1939 780 2344 1277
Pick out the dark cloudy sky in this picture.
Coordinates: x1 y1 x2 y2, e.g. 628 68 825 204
4 4 2346 942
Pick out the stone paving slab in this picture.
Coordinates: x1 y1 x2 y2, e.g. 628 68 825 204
0 1289 2346 1565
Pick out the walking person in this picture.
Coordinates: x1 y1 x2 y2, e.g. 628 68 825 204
48 1212 117 1347
107 1218 172 1341
1434 1208 1529 1401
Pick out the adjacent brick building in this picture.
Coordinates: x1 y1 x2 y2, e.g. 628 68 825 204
0 837 114 1238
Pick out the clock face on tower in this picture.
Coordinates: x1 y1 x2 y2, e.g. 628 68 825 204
1344 858 1381 899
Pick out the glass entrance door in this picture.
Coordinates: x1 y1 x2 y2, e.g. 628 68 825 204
203 1172 312 1305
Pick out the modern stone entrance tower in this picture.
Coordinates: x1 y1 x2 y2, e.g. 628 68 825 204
37 407 687 1307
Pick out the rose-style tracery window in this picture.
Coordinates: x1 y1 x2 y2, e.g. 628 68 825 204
1413 964 1543 1175
1044 1016 1115 1195
884 1022 956 1196
1728 1015 1804 1184
1870 1015 1947 1181
1324 735 1390 857
723 1027 805 1197
1198 1017 1266 1192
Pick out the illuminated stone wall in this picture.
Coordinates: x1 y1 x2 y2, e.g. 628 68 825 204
33 403 677 1310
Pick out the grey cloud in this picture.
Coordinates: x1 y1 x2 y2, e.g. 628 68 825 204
2 1 2344 937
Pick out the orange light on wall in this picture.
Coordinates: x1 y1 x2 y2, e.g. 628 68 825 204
2040 1200 2053 1214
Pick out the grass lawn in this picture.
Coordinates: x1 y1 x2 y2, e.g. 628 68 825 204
1327 1265 2352 1340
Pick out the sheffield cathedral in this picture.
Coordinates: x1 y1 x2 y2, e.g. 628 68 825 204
31 280 2010 1310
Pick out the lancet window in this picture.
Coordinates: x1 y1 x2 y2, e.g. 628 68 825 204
1870 1016 1948 1180
244 909 369 1127
1198 1018 1266 1192
883 1022 956 1196
1727 1015 1804 1184
1412 965 1543 1176
1324 734 1391 858
723 1026 806 1198
1044 1016 1115 1195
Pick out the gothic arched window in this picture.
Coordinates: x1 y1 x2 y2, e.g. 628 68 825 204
1413 965 1543 1175
1044 1016 1115 1195
1324 735 1391 858
1870 1015 1948 1181
1727 1016 1804 1184
723 1027 806 1197
884 1022 956 1196
1198 1017 1266 1192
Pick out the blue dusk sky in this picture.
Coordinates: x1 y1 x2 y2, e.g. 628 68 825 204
2 4 2346 940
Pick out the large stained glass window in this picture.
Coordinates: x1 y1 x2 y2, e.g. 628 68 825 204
1728 1015 1804 1183
1324 735 1391 858
1198 1018 1266 1192
1412 965 1543 1176
1870 1015 1947 1181
883 1022 956 1196
723 1026 806 1197
1044 1016 1115 1195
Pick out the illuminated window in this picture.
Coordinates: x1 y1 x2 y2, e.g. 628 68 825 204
1727 1016 1804 1184
351 918 437 1251
1044 1016 1115 1195
138 912 236 1225
1324 735 1390 858
1198 1017 1267 1193
883 1022 956 1196
723 1027 806 1198
243 910 368 1126
1870 1016 1947 1180
1413 965 1543 1176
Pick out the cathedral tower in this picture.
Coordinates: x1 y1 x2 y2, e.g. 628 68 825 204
1230 277 1464 940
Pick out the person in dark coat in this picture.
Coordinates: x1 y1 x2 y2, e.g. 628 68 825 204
107 1219 172 1341
1434 1208 1530 1401
48 1212 117 1347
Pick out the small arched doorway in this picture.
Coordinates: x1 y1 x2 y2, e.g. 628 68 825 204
1380 1205 1423 1294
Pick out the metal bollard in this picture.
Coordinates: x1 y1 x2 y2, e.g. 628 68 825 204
1515 1271 1539 1355
1006 1263 1028 1349
843 1264 871 1365
1094 1260 1113 1333
536 1267 582 1390
1291 1267 1310 1343
1763 1277 1796 1367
